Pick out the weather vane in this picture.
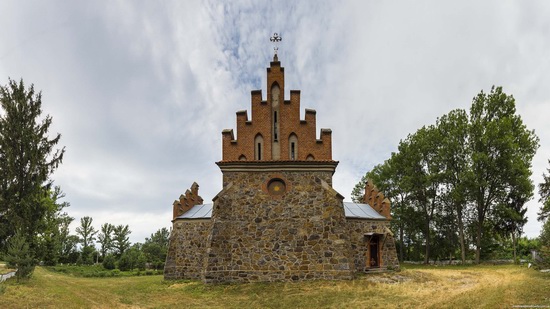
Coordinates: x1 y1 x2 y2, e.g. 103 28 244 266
270 32 282 55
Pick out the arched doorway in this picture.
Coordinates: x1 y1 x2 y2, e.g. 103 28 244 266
365 233 381 269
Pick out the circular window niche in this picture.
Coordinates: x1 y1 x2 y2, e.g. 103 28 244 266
267 178 286 196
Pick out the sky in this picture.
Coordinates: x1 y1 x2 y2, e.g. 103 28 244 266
1 1 549 243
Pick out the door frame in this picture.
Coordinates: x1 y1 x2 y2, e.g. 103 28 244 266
365 233 383 269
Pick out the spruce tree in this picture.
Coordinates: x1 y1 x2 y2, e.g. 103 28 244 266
0 78 65 254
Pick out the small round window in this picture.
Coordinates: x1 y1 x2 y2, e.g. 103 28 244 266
268 179 286 195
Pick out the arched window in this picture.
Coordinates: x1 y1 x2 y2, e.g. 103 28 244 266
272 83 280 143
254 134 264 160
271 83 281 160
288 133 298 160
238 154 247 161
306 154 315 161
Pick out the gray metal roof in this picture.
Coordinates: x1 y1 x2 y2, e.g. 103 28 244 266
175 202 386 220
176 203 213 219
343 202 386 220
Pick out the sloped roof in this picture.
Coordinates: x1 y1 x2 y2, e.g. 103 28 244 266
342 202 386 219
176 203 212 219
175 202 386 220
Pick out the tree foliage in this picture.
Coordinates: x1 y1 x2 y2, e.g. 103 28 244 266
35 187 73 266
4 231 35 281
352 86 539 263
75 216 97 249
118 244 146 271
75 216 98 264
97 223 115 260
142 227 170 269
113 224 131 257
467 86 538 263
539 160 550 222
0 79 65 253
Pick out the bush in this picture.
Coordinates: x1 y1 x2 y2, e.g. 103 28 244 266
153 261 165 270
75 255 83 266
102 254 116 270
118 253 132 271
4 232 36 281
536 246 550 269
118 248 147 271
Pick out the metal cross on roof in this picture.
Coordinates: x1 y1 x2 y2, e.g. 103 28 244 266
270 33 282 55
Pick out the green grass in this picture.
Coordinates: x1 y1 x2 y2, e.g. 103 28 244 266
0 264 549 308
44 265 162 277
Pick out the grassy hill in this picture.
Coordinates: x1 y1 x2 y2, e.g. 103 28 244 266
1 264 549 308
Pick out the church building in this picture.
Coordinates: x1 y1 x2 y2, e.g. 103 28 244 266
164 47 399 283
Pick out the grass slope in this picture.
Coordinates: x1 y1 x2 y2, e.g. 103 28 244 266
1 264 549 308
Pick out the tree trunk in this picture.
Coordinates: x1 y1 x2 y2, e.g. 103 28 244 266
424 220 431 264
457 206 466 263
475 222 482 264
512 232 517 263
399 224 404 262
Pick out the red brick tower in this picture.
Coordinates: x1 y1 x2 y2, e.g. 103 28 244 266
220 54 333 163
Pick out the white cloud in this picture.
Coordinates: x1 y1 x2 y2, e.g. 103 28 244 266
1 1 549 242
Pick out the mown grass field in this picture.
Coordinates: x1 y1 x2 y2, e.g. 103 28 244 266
1 264 549 308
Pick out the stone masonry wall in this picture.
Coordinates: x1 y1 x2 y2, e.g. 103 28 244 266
203 170 354 283
347 219 399 271
164 219 211 280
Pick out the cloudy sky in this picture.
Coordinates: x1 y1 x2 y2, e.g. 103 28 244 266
1 1 549 243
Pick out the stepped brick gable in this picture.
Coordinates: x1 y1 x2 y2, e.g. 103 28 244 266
165 52 399 283
363 179 392 219
222 56 332 162
172 182 203 219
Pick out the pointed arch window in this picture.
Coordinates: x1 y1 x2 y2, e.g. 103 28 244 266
254 134 264 160
271 83 280 143
288 133 298 160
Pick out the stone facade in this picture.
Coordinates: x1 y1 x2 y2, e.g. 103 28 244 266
164 219 211 279
203 164 354 283
165 54 399 283
347 219 399 271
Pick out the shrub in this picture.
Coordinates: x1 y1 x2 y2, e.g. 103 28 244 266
4 232 36 281
102 254 116 270
75 255 83 266
153 261 165 270
118 248 147 271
118 253 132 271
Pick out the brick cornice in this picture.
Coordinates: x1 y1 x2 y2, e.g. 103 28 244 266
216 160 338 173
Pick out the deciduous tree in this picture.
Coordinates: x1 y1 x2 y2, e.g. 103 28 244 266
468 86 538 263
539 160 550 222
112 224 131 257
35 186 72 265
97 223 115 260
436 109 470 263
